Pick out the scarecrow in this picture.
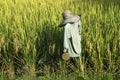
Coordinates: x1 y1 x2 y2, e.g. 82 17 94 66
59 10 82 61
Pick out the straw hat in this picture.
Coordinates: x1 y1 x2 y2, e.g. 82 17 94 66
59 10 80 27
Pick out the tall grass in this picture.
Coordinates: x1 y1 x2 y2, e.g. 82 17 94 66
0 0 120 79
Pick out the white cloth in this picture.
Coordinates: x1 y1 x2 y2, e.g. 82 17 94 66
63 20 81 57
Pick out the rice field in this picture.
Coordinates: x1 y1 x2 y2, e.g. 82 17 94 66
0 0 120 80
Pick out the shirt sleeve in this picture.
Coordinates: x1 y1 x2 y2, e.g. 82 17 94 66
63 24 71 53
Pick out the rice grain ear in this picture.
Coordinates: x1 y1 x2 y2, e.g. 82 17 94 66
62 53 70 61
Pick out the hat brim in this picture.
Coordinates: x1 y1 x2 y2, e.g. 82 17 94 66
59 15 80 27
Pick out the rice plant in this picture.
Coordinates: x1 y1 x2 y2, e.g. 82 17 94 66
0 0 120 80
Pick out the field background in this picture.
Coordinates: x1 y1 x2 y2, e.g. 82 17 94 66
0 0 120 80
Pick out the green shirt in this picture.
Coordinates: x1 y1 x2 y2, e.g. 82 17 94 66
63 20 81 57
